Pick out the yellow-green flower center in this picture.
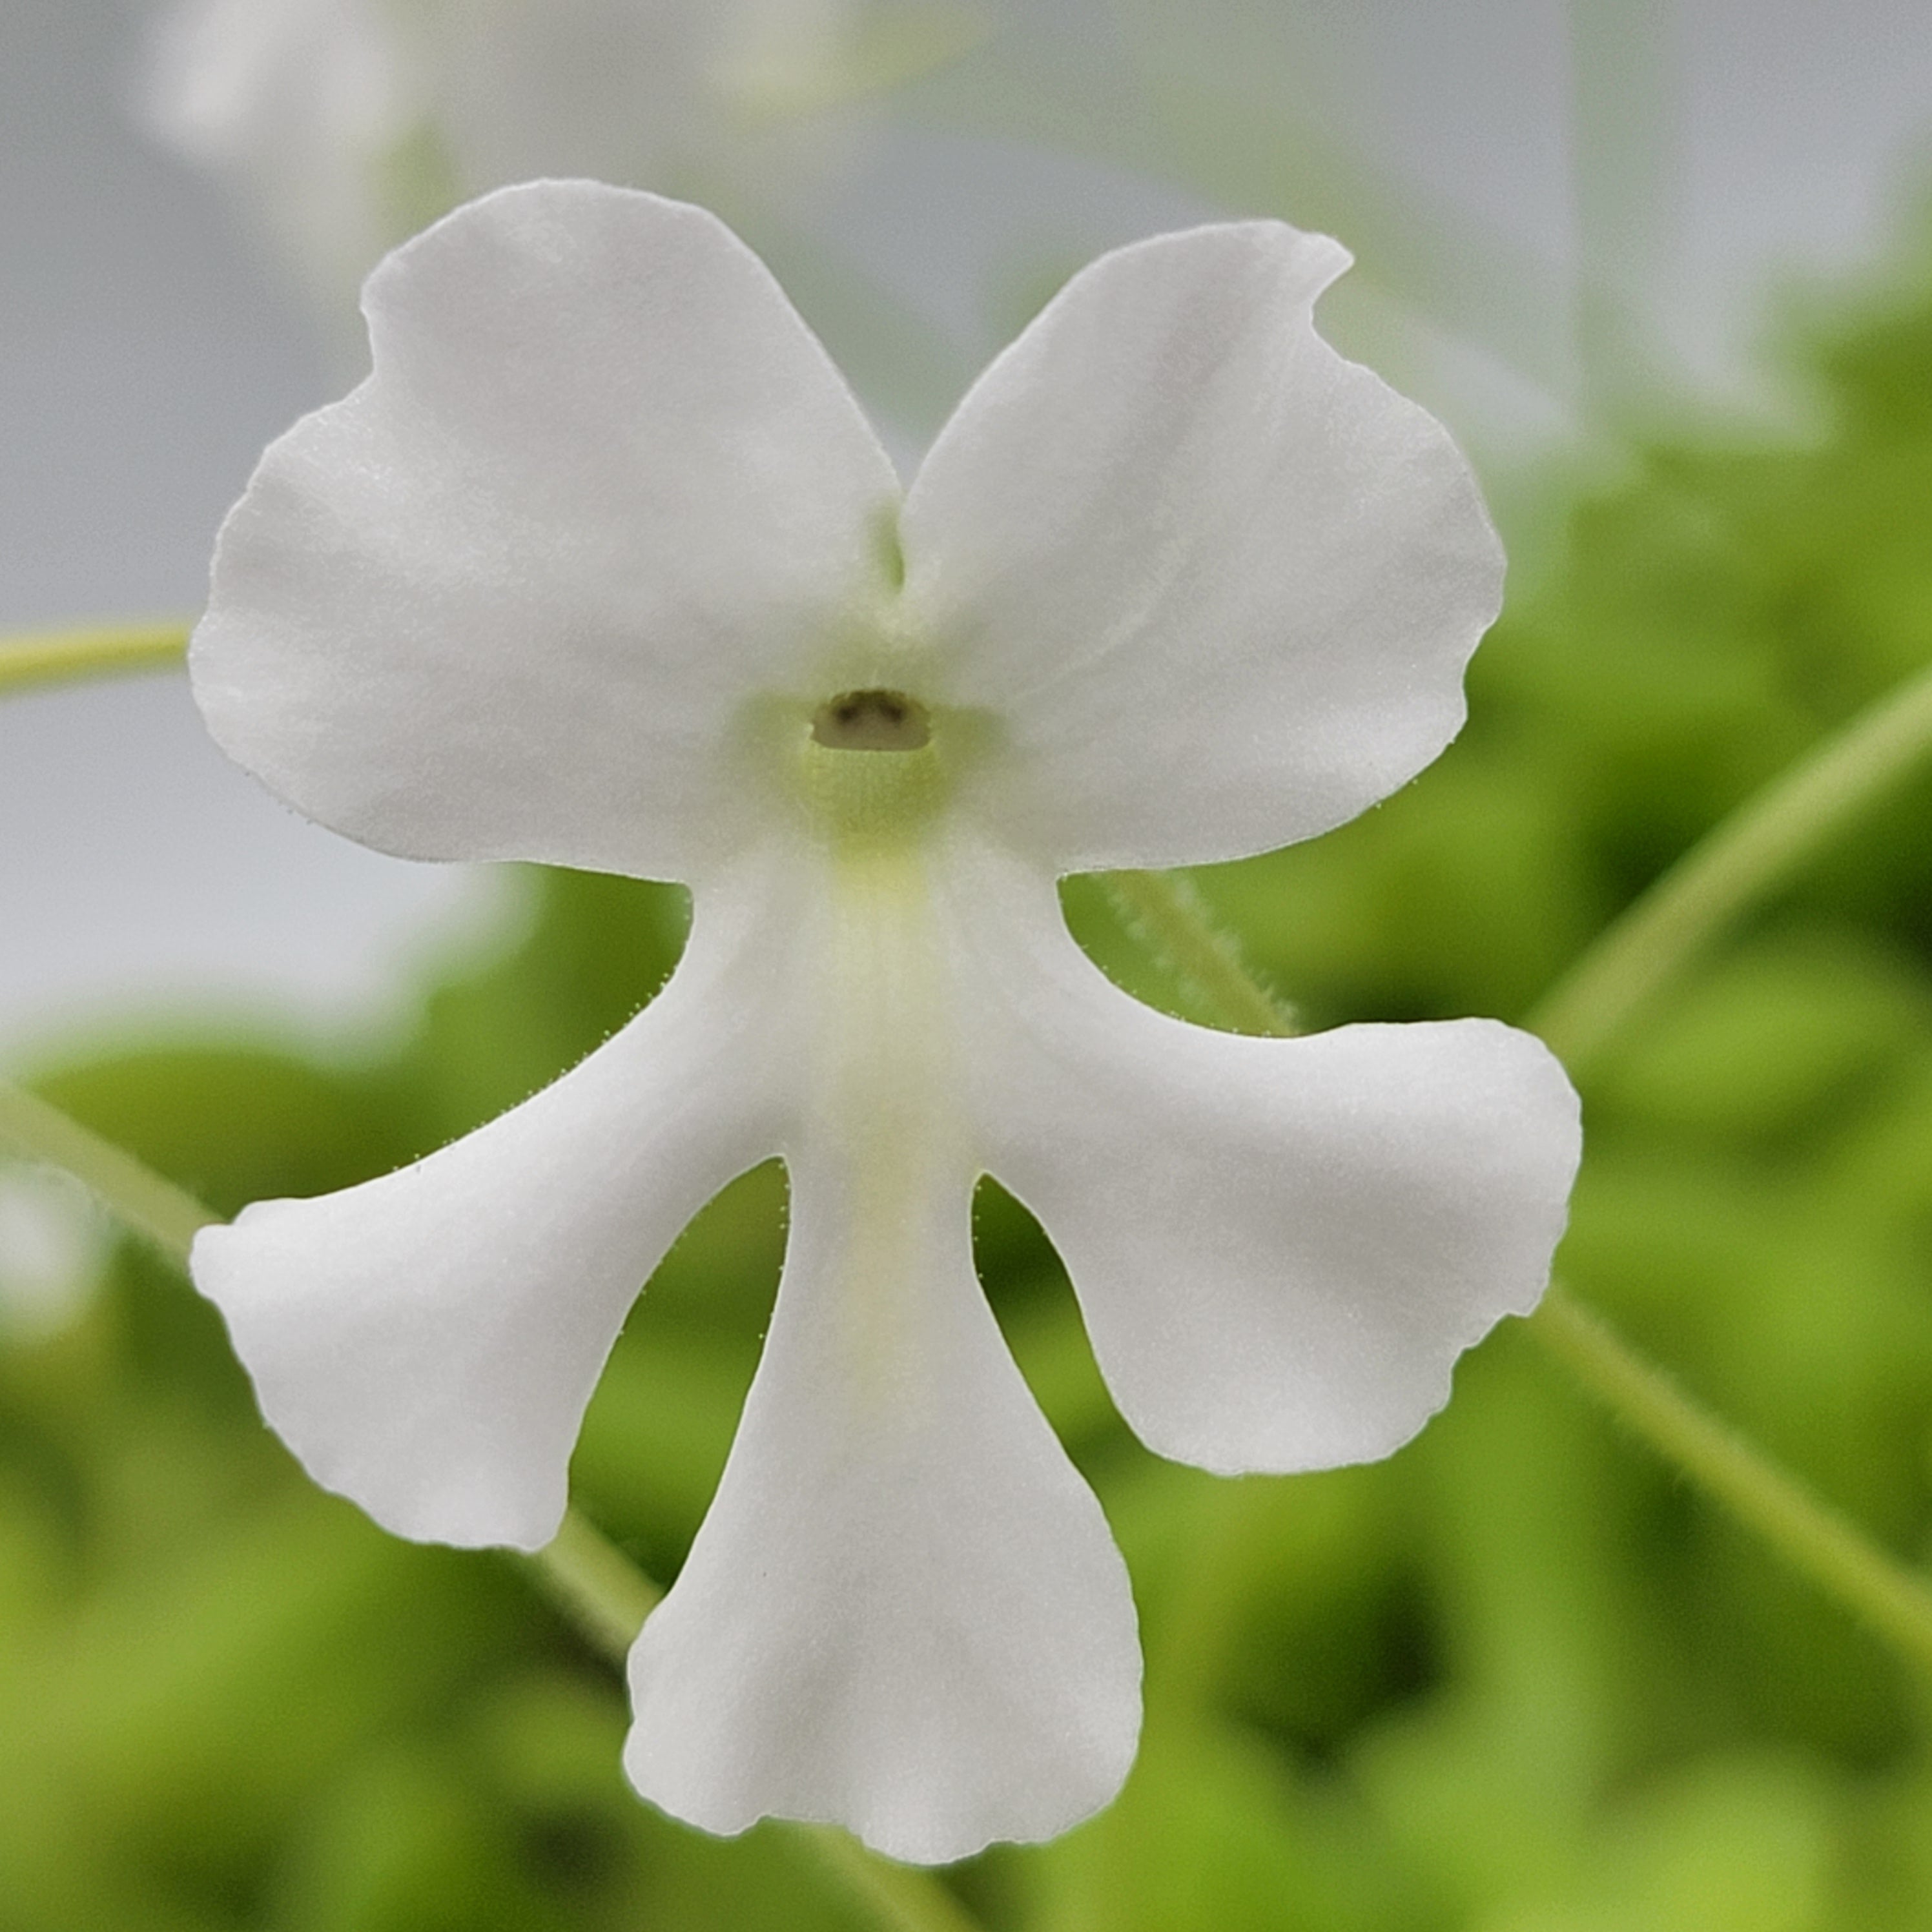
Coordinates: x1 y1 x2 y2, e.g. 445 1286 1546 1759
799 688 947 845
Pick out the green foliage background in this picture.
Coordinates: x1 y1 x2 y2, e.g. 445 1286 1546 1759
6 250 1932 1931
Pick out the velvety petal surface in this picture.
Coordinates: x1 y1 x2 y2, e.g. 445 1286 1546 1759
941 838 1580 1473
625 917 1140 1864
899 221 1505 870
191 180 900 882
190 860 801 1550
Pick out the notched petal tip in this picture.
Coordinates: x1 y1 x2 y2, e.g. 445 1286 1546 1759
1167 214 1357 303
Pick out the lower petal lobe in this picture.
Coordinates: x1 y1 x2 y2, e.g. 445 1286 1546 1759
623 1140 1140 1863
946 837 1582 1475
190 859 797 1552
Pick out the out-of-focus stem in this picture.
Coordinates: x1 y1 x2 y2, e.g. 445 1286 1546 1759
0 623 190 695
529 1506 663 1656
1530 655 1932 1073
1531 1291 1932 1674
782 1827 989 1932
0 1075 214 1263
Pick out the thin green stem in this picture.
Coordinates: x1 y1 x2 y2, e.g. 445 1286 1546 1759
781 1827 988 1932
1530 1291 1932 1674
529 1507 663 1657
0 1078 983 1930
1142 1476 1262 1720
0 1075 214 1263
0 622 190 695
1530 654 1932 1073
1103 869 1297 1036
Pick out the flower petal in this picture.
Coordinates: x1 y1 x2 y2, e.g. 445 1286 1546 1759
944 839 1580 1472
624 1145 1141 1864
189 859 800 1550
900 221 1504 870
191 180 900 882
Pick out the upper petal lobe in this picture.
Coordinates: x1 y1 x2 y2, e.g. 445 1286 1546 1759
192 180 901 883
901 221 1504 870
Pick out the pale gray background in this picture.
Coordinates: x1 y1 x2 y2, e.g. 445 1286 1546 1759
2 0 485 1053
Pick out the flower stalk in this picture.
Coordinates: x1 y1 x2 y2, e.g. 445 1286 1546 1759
1528 653 1932 1074
783 1827 990 1932
1102 869 1297 1036
531 1506 664 1658
0 1075 215 1259
0 624 190 695
1532 1291 1932 1674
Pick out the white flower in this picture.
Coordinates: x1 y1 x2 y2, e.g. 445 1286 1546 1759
187 181 1581 1864
145 0 909 309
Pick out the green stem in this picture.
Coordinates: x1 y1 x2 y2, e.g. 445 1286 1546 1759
1530 654 1932 1072
0 623 190 695
1530 1291 1932 1674
1142 1477 1261 1719
0 1076 214 1263
781 1827 988 1932
529 1507 663 1656
0 1078 984 1929
1102 869 1297 1036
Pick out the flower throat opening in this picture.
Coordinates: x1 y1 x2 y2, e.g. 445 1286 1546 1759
812 689 930 752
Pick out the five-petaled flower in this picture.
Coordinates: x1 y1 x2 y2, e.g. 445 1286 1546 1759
188 180 1581 1865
